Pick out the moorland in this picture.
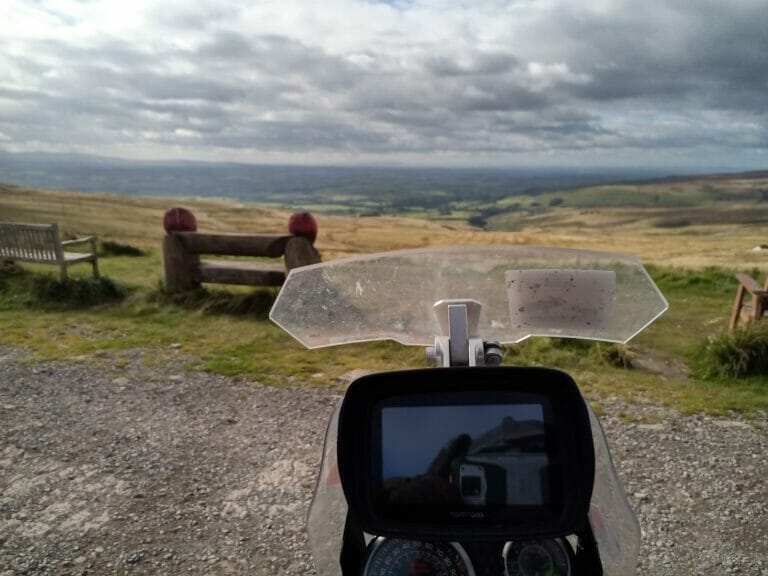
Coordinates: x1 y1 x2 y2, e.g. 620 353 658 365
1 169 768 415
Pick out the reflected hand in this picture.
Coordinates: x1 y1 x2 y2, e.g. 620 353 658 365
379 433 472 507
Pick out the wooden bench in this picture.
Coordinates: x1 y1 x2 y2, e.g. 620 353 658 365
162 231 320 292
729 273 768 332
0 222 99 281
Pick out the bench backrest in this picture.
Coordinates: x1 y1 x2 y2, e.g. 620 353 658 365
0 222 62 262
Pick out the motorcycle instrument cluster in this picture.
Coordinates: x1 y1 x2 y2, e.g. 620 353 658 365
502 538 572 576
363 538 475 576
361 537 573 576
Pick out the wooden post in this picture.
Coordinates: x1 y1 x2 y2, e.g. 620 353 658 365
52 224 68 282
729 284 746 333
163 234 200 292
90 237 100 279
284 236 321 271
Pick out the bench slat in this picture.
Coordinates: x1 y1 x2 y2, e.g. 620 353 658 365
0 225 58 262
1 249 56 262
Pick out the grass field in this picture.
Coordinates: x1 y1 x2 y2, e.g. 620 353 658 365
1 178 767 415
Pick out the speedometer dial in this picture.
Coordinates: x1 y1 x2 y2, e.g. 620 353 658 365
363 538 476 576
502 539 571 576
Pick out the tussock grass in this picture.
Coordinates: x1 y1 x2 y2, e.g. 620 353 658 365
506 338 634 371
149 284 278 318
30 276 126 308
0 267 126 309
696 322 768 379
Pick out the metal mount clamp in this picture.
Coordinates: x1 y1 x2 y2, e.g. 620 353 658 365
426 299 503 367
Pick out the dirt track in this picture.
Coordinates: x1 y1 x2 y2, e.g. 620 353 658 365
1 346 766 575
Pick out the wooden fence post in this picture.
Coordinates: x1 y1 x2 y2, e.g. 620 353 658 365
284 236 322 271
162 234 200 292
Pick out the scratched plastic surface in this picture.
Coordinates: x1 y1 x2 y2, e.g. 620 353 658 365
270 246 667 348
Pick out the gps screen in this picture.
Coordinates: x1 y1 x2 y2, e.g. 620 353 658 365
372 394 558 520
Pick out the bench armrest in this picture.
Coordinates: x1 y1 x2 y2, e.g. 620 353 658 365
735 273 767 296
61 236 97 253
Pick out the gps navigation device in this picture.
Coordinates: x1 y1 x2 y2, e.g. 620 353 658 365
337 367 596 541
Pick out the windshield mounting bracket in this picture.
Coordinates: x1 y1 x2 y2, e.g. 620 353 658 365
427 299 489 367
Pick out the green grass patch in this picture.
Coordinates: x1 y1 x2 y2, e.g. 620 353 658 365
201 336 423 387
631 266 737 359
148 284 279 318
30 275 126 308
0 266 126 309
694 322 768 379
505 338 633 371
0 257 766 413
647 265 740 298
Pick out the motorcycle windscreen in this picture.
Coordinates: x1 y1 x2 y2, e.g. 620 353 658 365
587 404 641 575
270 246 667 349
307 402 348 576
306 403 641 576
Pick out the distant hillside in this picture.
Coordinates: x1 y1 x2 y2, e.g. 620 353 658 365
2 150 766 233
479 172 768 244
0 150 677 215
3 175 768 270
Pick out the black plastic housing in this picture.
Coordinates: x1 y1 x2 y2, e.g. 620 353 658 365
337 366 595 541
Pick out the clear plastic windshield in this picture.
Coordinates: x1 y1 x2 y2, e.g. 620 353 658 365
587 406 641 575
306 403 347 576
270 245 667 348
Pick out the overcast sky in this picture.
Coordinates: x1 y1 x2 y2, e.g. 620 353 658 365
3 0 767 169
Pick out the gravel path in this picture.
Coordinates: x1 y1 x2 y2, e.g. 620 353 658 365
1 346 766 575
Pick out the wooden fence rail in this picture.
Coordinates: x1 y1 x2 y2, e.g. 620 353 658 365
162 231 320 292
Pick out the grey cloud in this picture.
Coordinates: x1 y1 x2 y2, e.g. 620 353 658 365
31 38 158 71
149 4 242 32
192 33 363 96
138 75 250 103
456 82 552 112
197 119 395 152
250 35 362 91
425 52 520 77
2 0 767 164
197 31 254 60
545 1 768 113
